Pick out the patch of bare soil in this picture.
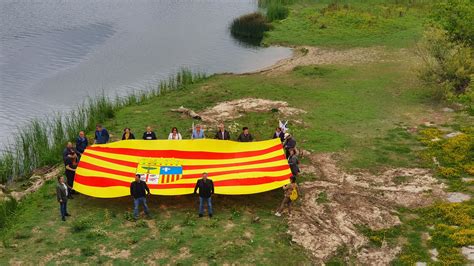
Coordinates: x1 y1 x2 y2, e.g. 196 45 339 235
171 98 306 124
252 46 390 75
99 245 131 259
289 153 445 264
9 167 61 201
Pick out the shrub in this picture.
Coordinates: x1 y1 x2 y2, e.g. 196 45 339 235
416 27 473 99
431 0 474 46
71 217 93 233
230 12 271 45
267 4 289 22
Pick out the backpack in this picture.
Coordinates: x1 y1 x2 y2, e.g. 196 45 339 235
290 186 298 201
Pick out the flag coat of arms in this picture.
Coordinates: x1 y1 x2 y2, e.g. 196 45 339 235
74 139 292 198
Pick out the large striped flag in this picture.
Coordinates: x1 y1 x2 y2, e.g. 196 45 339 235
74 139 291 198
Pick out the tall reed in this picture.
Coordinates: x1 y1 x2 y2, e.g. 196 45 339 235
0 69 206 184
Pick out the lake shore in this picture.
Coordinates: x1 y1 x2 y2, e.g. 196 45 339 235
1 1 473 264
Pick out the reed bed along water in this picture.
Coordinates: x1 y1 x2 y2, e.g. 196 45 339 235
0 69 206 185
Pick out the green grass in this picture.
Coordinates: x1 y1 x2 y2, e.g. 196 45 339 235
0 180 310 264
105 61 428 171
263 0 432 48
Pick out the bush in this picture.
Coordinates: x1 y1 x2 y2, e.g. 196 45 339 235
0 197 18 229
267 4 289 22
431 0 474 46
71 217 93 233
230 12 271 45
416 27 473 99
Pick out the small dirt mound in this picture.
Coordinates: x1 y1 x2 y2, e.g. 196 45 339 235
288 153 445 264
171 98 306 124
253 46 388 75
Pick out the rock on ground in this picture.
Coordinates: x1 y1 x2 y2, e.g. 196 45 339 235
171 98 306 124
461 246 474 261
446 192 471 203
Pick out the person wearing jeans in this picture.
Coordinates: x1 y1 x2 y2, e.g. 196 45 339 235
130 174 151 219
194 172 214 217
56 176 71 221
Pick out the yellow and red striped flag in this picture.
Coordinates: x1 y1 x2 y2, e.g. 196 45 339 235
74 139 291 198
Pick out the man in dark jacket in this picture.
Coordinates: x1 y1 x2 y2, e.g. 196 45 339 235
214 123 230 140
94 124 109 144
130 174 151 219
194 172 214 217
56 176 70 221
62 142 78 163
143 126 157 140
283 133 296 158
76 131 88 155
237 127 254 142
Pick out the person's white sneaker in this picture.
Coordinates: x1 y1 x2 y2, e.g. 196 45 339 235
274 212 281 217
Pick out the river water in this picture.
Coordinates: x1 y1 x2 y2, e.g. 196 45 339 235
0 0 292 146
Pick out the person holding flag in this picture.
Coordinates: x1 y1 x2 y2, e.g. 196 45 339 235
191 123 205 139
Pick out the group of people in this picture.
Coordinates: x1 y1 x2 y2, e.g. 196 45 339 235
57 123 300 221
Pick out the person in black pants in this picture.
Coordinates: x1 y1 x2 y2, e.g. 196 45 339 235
64 151 77 198
194 172 214 217
130 174 151 219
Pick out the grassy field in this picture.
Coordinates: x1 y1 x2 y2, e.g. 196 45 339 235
1 0 473 264
263 0 431 48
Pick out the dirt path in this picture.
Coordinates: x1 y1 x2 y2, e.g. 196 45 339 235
288 153 446 264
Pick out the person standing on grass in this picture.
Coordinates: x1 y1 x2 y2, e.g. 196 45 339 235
288 148 300 177
273 127 285 142
275 176 299 217
194 172 214 218
192 124 205 139
56 176 71 221
76 131 88 156
62 142 78 162
168 127 182 140
214 123 230 140
237 127 254 142
122 128 135 140
143 126 157 140
130 174 151 219
94 124 109 144
283 133 296 158
64 150 77 198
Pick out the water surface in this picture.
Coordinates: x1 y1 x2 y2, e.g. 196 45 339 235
0 0 292 145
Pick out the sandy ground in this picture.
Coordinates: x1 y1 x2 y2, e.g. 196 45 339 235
288 153 446 264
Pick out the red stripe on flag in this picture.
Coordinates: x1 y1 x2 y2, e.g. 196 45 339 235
74 173 291 188
181 164 290 179
83 152 138 168
77 161 135 178
87 144 283 160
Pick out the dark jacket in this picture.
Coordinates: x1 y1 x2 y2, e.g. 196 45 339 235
288 155 300 175
95 128 109 144
273 131 285 142
130 180 150 199
62 148 78 163
237 133 253 142
143 132 157 140
56 183 68 202
214 130 230 140
284 138 296 150
194 179 214 198
76 137 88 154
122 132 135 140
